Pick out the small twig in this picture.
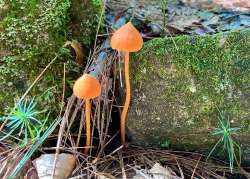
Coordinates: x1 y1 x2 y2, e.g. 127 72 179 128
175 158 184 179
89 1 106 64
118 151 127 179
76 109 85 147
118 51 123 88
51 63 66 179
191 156 201 179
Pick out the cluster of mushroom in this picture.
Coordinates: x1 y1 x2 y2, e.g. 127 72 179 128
73 22 143 154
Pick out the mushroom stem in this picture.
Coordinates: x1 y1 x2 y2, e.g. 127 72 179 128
84 99 91 154
121 51 130 144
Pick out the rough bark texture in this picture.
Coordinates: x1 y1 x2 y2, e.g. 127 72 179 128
127 31 250 158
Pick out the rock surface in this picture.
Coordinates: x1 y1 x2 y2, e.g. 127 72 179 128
127 31 250 154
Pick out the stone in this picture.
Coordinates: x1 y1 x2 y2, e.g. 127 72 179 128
127 31 250 155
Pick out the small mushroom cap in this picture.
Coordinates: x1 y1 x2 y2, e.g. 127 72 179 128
111 22 143 52
73 74 101 100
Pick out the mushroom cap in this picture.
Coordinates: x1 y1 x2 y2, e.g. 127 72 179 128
111 22 143 52
73 74 101 100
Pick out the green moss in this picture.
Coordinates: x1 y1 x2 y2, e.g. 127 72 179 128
0 0 101 116
69 0 103 47
129 31 250 150
133 31 250 105
91 0 103 12
0 0 72 114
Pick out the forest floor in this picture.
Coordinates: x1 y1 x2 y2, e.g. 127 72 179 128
0 0 249 178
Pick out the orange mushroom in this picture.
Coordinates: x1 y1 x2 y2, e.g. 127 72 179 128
111 22 143 144
73 74 101 154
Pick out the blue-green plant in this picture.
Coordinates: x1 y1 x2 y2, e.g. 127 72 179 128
0 98 47 145
207 109 241 173
160 139 171 149
9 114 61 178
